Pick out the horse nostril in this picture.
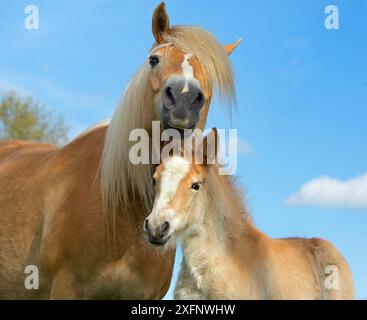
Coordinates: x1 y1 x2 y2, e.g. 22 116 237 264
160 221 170 234
192 91 204 109
165 86 175 105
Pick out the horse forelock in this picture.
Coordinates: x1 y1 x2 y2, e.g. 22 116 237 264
167 25 236 110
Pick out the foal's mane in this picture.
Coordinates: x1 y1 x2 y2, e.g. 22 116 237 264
204 168 251 239
100 25 236 224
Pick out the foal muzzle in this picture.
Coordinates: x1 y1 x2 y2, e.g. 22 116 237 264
144 218 171 246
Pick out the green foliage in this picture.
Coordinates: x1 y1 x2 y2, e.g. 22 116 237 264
0 92 68 145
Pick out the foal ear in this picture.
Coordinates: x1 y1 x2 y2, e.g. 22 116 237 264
223 38 242 55
152 2 170 44
202 128 219 165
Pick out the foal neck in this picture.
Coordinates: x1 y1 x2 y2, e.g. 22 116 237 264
182 168 252 264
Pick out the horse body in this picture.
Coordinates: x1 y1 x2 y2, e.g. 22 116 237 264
145 131 355 300
0 141 56 299
0 3 239 299
0 126 174 299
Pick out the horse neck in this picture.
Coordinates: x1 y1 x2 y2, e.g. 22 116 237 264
182 168 253 263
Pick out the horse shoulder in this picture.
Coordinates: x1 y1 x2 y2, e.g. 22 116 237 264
0 140 59 299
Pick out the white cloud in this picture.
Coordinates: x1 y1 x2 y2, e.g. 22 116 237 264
286 173 367 208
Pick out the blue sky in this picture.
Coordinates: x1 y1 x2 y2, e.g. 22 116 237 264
0 0 366 299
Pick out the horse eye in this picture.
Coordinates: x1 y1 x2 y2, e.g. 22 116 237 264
149 55 159 67
191 183 200 191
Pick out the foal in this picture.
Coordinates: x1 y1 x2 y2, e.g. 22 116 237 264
144 130 355 300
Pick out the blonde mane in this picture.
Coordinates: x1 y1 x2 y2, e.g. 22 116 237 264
100 25 236 222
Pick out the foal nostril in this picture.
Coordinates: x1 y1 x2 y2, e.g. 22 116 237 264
160 221 170 234
165 86 176 105
144 219 149 232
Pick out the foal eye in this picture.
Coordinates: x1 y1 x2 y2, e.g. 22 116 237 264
149 55 160 67
191 183 200 191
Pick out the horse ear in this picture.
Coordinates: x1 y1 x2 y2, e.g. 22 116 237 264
152 2 170 44
202 128 219 165
223 38 242 55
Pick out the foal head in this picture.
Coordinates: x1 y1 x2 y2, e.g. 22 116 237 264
144 129 218 246
149 2 240 131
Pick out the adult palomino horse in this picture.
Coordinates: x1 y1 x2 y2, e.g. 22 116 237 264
0 3 240 299
145 129 355 299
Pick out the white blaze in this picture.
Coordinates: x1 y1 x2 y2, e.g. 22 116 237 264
181 54 199 93
154 156 190 212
